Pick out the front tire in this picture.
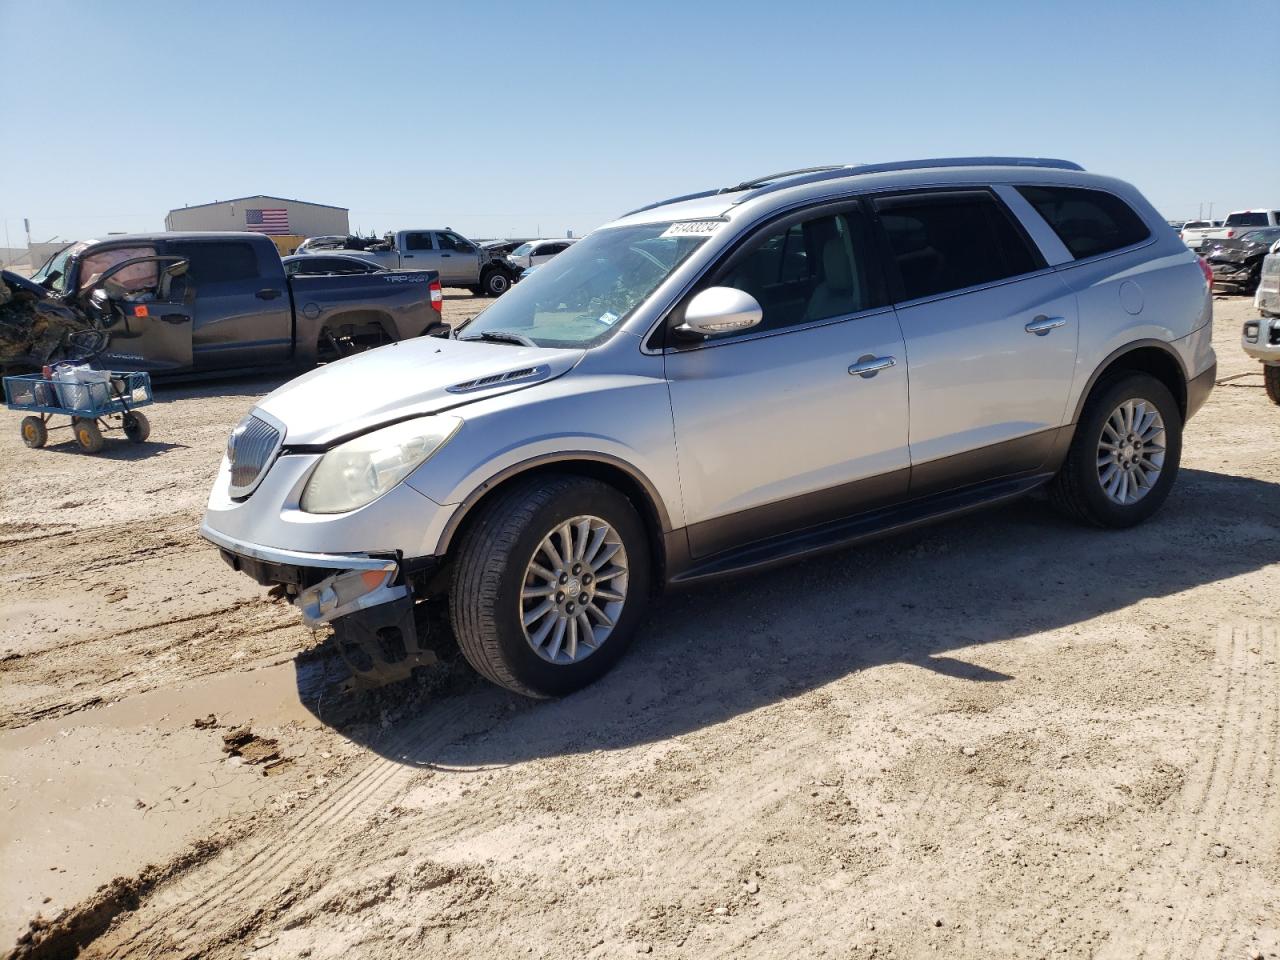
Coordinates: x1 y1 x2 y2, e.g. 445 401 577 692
481 269 511 298
449 475 651 698
122 411 150 443
74 418 105 454
1265 366 1280 406
1049 372 1182 528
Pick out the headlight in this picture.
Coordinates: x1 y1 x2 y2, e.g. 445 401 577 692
300 416 461 514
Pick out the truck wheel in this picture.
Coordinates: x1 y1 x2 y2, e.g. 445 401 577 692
20 416 47 449
482 270 511 297
1265 365 1280 406
449 475 651 698
74 418 105 454
1049 372 1182 528
122 411 151 443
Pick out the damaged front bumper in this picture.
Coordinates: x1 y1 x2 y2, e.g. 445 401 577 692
200 523 439 684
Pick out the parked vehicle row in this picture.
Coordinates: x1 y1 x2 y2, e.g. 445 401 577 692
202 157 1216 700
295 229 522 296
1179 219 1222 249
19 232 445 375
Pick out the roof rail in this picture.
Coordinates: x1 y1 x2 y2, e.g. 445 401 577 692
717 165 844 194
622 157 1084 218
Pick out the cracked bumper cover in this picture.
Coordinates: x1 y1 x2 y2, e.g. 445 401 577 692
200 523 439 684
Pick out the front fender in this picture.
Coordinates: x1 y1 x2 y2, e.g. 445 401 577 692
402 373 683 550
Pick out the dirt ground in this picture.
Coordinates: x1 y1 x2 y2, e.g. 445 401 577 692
1 294 1276 960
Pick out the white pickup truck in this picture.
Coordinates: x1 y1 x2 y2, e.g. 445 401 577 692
1179 220 1222 249
297 229 522 296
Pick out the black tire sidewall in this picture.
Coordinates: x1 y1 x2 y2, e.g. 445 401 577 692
483 271 510 297
485 483 650 697
1072 373 1182 527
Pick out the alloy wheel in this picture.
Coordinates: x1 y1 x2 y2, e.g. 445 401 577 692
519 515 629 664
1097 398 1166 505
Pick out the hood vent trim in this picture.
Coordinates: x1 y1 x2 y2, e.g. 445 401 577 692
446 364 550 394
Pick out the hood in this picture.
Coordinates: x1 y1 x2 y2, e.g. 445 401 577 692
258 335 583 447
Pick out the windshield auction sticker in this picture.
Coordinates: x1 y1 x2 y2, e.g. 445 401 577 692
660 220 724 238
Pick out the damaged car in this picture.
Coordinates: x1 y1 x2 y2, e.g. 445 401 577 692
1202 227 1280 295
202 157 1215 698
20 232 445 375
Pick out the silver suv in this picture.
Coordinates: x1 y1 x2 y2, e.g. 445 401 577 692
202 157 1217 697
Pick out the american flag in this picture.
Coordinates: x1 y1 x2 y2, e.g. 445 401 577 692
246 208 290 235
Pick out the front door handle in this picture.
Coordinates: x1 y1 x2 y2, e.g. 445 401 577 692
256 288 281 300
848 355 896 378
1025 315 1066 336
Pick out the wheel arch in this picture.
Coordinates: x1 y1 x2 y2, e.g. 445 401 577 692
1071 339 1189 424
435 453 672 589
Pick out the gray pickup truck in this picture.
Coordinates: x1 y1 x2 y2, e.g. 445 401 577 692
297 229 522 297
29 232 444 374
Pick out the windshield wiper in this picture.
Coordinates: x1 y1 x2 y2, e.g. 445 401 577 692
459 330 537 348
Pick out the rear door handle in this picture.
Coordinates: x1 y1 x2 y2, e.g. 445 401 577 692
1025 315 1066 336
848 355 896 378
256 288 281 300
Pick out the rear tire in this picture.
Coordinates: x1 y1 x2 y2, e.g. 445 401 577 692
20 416 47 449
1049 372 1182 528
74 418 105 454
1265 365 1280 406
122 411 150 443
449 475 651 698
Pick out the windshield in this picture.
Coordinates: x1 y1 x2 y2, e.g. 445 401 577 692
457 222 710 348
31 241 88 294
512 243 533 257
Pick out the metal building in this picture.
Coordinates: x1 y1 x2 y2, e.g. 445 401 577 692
164 195 349 238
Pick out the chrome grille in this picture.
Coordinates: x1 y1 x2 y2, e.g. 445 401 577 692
227 415 281 496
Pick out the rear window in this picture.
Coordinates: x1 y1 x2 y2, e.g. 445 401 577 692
1226 212 1270 227
874 190 1044 301
169 241 259 283
1016 186 1151 259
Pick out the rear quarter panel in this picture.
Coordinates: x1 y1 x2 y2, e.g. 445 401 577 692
288 269 437 363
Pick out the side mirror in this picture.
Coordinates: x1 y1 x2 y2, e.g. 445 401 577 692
676 286 763 338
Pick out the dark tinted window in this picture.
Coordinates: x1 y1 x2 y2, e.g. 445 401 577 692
875 191 1043 300
539 243 569 256
1017 185 1152 259
715 208 884 333
1226 212 1270 227
405 232 433 251
170 241 258 283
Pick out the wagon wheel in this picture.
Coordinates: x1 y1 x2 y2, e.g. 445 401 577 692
122 411 151 443
73 417 105 454
20 416 48 449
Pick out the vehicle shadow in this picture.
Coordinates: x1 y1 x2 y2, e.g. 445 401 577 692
39 438 188 460
294 467 1280 768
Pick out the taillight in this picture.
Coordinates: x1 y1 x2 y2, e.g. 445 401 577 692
1225 229 1234 239
429 278 443 313
1197 256 1213 287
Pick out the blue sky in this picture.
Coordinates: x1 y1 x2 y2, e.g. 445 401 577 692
2 0 1277 245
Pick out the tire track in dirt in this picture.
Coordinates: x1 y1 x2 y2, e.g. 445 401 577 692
1124 620 1275 960
89 690 502 958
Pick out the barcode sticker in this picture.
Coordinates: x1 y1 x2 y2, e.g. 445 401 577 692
660 220 723 238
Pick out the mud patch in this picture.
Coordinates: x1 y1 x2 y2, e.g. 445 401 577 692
5 838 224 960
222 725 281 765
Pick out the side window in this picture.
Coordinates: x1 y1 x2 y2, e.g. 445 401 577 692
540 243 567 256
874 191 1044 301
1016 185 1151 259
405 232 433 251
439 232 474 253
169 242 259 284
715 208 883 333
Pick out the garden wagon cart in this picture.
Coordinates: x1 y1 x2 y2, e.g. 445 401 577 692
3 370 154 454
